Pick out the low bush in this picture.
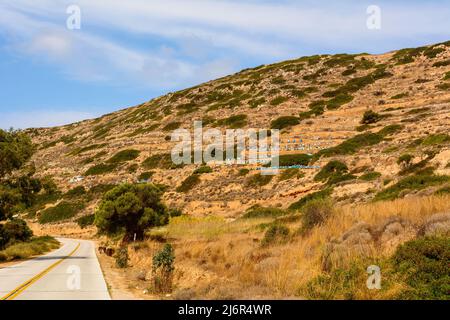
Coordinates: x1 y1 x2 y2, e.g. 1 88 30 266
314 161 348 182
76 214 95 229
242 205 287 219
392 237 450 300
391 93 408 100
162 122 182 131
176 175 201 193
261 224 290 246
289 188 333 211
270 96 289 106
279 168 300 181
107 149 140 164
0 219 33 250
374 173 450 201
193 166 213 174
246 173 273 187
138 171 154 181
359 172 381 181
64 186 86 199
421 133 450 146
270 116 300 130
237 168 250 176
152 244 175 293
115 246 129 268
215 115 248 129
299 198 334 234
361 110 382 124
85 163 117 176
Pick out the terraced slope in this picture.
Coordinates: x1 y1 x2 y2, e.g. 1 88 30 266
26 41 450 222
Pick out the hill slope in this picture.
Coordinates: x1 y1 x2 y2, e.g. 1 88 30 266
27 41 450 220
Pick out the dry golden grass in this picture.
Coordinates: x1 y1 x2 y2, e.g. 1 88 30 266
112 194 450 299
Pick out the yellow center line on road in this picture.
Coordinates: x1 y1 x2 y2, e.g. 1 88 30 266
1 242 81 300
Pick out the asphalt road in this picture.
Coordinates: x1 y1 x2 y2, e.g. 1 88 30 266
0 238 110 300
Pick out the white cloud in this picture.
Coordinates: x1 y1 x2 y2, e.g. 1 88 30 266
0 110 97 130
1 0 450 90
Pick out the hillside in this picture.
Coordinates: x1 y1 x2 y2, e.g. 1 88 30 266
26 40 450 223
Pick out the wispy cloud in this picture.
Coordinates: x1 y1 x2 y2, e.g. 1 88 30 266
1 0 450 92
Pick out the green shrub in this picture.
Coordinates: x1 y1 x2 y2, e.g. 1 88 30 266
361 110 382 124
142 154 179 170
270 153 312 167
246 174 273 187
270 116 300 130
242 205 287 219
356 124 371 132
107 149 140 164
374 173 450 201
378 124 403 136
89 183 116 195
326 93 354 109
270 96 289 106
443 72 450 81
115 246 129 268
391 93 408 100
0 219 33 250
139 171 154 181
216 114 248 129
85 163 117 176
392 237 450 300
152 244 175 293
421 133 450 146
162 122 182 131
237 168 250 176
312 126 400 161
261 224 290 246
69 144 107 156
359 172 381 181
76 214 95 229
289 188 333 211
314 161 349 182
64 186 86 199
433 59 450 67
299 198 334 234
193 166 213 174
38 201 85 224
176 174 201 193
279 168 300 181
435 185 450 195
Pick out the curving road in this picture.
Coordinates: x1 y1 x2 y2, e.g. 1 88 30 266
0 238 110 300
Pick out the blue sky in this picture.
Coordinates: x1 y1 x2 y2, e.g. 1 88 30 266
1 0 450 129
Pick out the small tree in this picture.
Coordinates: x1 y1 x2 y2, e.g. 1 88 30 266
115 246 129 268
0 219 33 250
95 184 170 242
152 244 175 293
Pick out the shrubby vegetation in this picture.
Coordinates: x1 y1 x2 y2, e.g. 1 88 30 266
361 110 382 124
261 224 290 246
242 205 287 219
107 149 140 164
176 174 201 193
38 201 85 224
